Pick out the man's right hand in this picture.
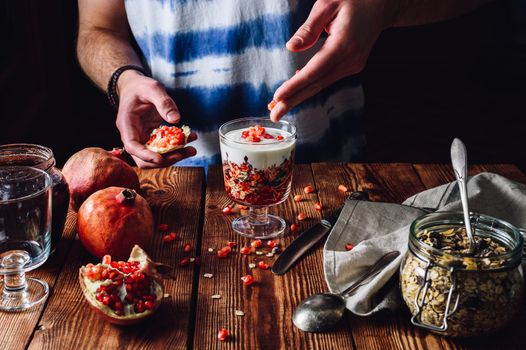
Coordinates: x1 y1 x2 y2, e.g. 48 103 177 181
115 70 197 168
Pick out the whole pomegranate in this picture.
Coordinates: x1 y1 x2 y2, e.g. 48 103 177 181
79 245 163 325
77 187 153 260
62 147 140 210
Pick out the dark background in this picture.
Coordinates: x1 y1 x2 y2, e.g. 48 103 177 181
1 1 525 170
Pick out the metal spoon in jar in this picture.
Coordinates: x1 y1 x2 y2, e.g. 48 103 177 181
450 138 476 253
292 251 400 332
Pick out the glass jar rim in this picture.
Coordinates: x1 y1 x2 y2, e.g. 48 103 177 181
0 166 52 204
219 117 296 145
409 211 523 270
0 143 55 171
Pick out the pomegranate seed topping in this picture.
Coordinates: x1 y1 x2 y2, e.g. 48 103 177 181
263 133 274 139
179 258 191 266
217 328 229 341
290 224 299 233
338 184 349 193
257 261 270 270
222 206 232 215
304 185 314 194
251 240 263 248
240 247 251 255
345 244 354 251
158 223 169 231
183 243 192 253
297 213 307 221
241 275 254 286
293 195 303 202
267 240 277 248
314 203 322 211
102 255 111 265
227 241 237 248
276 135 284 141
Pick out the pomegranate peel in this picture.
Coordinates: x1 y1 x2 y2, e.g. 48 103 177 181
79 245 163 326
145 125 191 154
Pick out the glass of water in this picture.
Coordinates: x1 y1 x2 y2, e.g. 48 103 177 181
0 166 52 311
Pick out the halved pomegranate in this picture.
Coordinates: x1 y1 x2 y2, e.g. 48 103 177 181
145 125 191 154
79 245 163 326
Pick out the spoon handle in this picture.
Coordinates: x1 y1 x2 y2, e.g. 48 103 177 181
451 138 476 252
339 251 400 298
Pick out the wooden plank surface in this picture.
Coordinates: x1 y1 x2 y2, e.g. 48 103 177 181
3 163 525 350
192 164 355 349
27 167 204 350
0 212 78 350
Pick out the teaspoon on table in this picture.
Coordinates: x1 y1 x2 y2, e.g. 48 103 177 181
292 251 400 332
451 138 476 253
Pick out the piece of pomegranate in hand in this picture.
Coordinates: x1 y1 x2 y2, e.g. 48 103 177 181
145 125 191 154
62 147 140 211
77 187 154 260
79 245 163 325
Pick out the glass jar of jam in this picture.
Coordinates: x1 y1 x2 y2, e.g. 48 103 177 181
0 144 69 254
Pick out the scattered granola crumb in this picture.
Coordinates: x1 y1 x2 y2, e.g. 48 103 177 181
204 273 214 278
248 263 256 269
211 294 221 299
235 310 245 317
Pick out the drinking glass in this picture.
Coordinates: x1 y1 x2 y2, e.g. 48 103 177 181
219 117 296 239
0 166 52 311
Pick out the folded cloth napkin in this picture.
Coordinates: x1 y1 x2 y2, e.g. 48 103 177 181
324 172 526 316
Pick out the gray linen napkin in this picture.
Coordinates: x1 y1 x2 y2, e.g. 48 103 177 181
323 172 526 316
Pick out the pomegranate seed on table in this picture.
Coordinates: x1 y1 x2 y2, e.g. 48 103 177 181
304 185 314 194
250 240 263 248
217 250 229 258
217 328 229 341
293 194 302 202
158 223 169 231
290 224 299 233
338 184 349 193
163 232 177 243
297 213 306 221
267 240 277 248
240 247 251 255
193 257 201 265
220 246 232 254
241 275 254 286
314 203 322 211
183 243 192 253
257 261 270 270
222 206 232 215
227 241 237 248
179 258 190 266
345 244 354 251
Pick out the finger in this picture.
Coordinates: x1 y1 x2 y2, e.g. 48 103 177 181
271 63 349 121
161 146 197 166
273 38 343 104
186 132 198 143
287 1 339 52
141 81 181 123
132 156 163 169
124 139 164 165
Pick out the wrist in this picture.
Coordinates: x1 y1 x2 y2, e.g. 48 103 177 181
117 69 144 96
107 65 148 109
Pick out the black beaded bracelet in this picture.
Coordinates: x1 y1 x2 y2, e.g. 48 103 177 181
107 65 148 109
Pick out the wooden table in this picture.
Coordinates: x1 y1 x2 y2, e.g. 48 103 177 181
2 163 526 350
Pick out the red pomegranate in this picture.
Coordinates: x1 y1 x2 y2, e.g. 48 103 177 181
79 245 163 325
62 147 140 211
77 187 153 260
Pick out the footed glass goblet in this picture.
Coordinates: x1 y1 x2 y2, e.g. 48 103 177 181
219 117 296 239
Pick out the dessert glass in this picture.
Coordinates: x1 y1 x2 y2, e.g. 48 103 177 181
219 117 296 239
